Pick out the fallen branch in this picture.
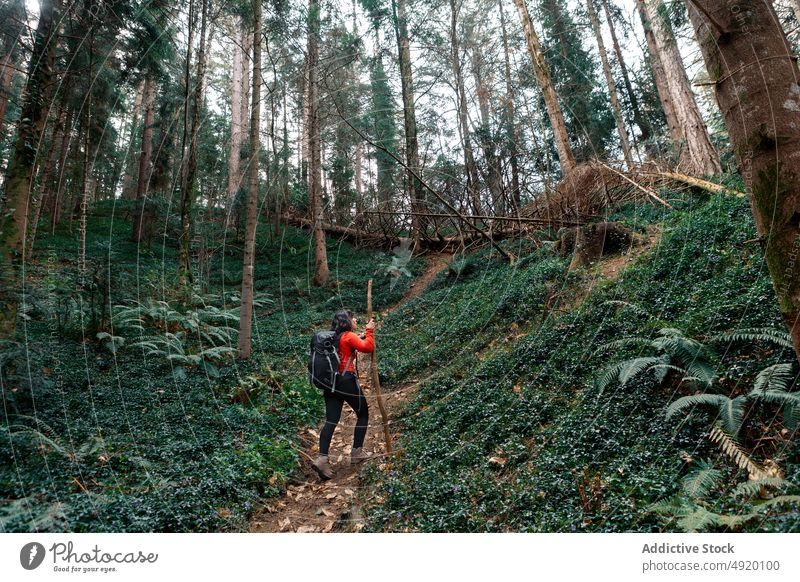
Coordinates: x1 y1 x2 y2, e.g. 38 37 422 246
600 163 673 208
644 171 745 198
361 209 586 227
330 96 514 263
281 213 524 251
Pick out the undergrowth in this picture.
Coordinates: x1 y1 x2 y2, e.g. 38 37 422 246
362 191 799 532
0 202 423 532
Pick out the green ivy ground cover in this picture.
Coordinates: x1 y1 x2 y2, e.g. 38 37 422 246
0 202 423 532
363 192 800 532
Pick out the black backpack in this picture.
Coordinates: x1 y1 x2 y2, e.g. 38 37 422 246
308 331 354 392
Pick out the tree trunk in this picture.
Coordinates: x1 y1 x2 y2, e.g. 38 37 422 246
512 0 576 175
238 0 262 359
180 0 210 287
308 0 329 287
637 0 682 144
300 55 310 187
1 0 59 337
471 44 503 216
227 17 244 204
449 0 482 216
26 103 68 261
132 77 156 243
567 221 635 270
499 0 521 211
50 109 73 234
393 0 423 249
686 0 800 362
641 0 721 175
120 80 145 200
79 9 96 280
0 49 14 142
240 23 251 150
602 0 651 144
587 0 633 168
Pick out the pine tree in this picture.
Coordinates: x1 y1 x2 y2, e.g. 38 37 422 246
1 0 60 337
238 0 262 359
512 0 576 175
308 0 329 286
640 0 721 175
687 0 800 360
538 0 615 163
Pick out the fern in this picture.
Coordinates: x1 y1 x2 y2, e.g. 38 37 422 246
747 362 800 430
709 424 767 480
595 360 627 395
734 478 795 498
676 507 731 532
618 356 665 386
682 460 722 499
667 393 745 435
753 363 796 393
750 495 800 510
594 326 717 395
712 327 793 349
748 390 800 408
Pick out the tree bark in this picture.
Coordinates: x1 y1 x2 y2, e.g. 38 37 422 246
499 0 521 211
240 22 251 149
637 0 682 143
393 0 423 249
449 0 482 216
300 54 310 188
641 0 721 175
686 0 800 362
472 46 504 216
238 0 261 359
1 0 59 337
26 103 68 261
120 80 145 200
0 50 14 142
567 221 635 270
50 109 73 234
587 0 633 168
132 77 156 243
602 0 651 144
79 6 96 280
512 0 576 175
228 17 244 204
180 0 210 286
308 0 329 286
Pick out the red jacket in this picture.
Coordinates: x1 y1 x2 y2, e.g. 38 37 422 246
338 329 374 373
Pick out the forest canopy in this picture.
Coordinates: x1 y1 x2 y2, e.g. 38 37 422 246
1 0 800 534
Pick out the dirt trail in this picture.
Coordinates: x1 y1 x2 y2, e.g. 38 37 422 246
249 253 451 533
248 233 662 533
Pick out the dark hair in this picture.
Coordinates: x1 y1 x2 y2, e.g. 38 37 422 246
330 310 354 335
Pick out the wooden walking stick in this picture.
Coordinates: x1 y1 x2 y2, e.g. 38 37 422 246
367 279 393 453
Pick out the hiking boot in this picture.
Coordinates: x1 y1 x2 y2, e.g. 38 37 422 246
350 447 371 465
312 455 333 480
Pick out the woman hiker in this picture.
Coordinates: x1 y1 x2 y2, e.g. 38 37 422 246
312 309 375 480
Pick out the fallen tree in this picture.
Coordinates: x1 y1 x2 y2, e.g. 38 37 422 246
283 160 743 261
281 213 530 253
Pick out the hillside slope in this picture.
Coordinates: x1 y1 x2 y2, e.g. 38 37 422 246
362 193 800 532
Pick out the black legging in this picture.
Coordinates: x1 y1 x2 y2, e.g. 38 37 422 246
319 372 369 455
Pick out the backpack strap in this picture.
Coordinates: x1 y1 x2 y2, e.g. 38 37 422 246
332 332 356 392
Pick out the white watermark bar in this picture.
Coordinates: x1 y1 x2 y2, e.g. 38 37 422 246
1 533 798 581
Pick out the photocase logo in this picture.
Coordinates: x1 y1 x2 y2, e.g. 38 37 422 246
20 542 46 570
